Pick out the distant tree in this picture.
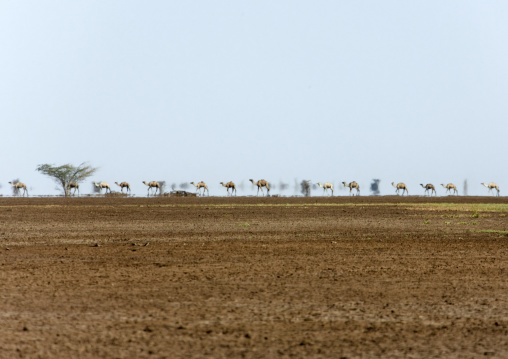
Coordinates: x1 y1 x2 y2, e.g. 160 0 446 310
36 162 98 196
279 181 289 192
370 179 380 195
300 180 311 197
158 181 166 194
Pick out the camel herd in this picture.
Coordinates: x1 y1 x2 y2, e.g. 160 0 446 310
4 179 502 197
390 182 501 197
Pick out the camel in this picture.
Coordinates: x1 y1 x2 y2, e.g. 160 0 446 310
250 179 270 196
481 182 500 197
316 182 334 196
93 181 111 194
68 182 79 196
220 181 237 196
392 182 408 196
190 181 209 196
342 181 360 196
9 181 28 196
441 183 458 195
420 183 436 196
143 181 160 196
115 182 131 193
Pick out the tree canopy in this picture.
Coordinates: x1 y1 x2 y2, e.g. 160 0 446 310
36 162 98 196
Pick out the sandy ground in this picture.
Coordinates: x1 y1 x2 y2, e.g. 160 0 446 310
1 195 507 358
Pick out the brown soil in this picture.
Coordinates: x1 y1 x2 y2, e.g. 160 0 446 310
1 196 507 358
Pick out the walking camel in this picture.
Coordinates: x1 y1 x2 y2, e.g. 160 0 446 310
481 182 500 197
420 183 436 196
68 182 79 196
316 182 334 196
220 181 237 196
250 179 270 196
143 181 160 196
342 181 360 196
441 183 458 195
392 182 408 196
93 181 111 194
190 181 209 196
115 182 131 193
9 181 28 196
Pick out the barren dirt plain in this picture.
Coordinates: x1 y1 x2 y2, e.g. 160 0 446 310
1 195 508 358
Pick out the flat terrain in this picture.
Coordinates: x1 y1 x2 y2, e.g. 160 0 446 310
1 196 508 358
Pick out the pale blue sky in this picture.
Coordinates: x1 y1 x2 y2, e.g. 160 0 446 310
1 1 507 196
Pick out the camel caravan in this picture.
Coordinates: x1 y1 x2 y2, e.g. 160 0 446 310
3 178 503 197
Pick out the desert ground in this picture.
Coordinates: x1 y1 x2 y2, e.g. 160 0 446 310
1 195 507 358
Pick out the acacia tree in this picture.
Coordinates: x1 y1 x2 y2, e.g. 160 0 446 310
36 162 98 196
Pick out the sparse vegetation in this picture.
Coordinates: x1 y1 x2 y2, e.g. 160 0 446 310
470 207 480 218
36 162 98 197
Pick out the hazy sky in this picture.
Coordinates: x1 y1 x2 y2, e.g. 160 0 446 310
1 1 507 196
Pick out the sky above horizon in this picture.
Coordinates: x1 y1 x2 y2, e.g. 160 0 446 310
1 1 507 197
